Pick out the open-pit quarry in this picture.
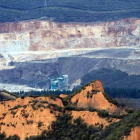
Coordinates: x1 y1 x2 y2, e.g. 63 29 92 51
0 18 140 91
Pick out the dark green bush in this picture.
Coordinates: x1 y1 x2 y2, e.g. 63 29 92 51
5 135 20 140
22 113 29 118
21 96 25 99
11 111 16 116
10 105 22 110
98 110 109 118
125 108 134 113
0 133 19 140
100 110 140 140
38 121 43 128
48 103 63 112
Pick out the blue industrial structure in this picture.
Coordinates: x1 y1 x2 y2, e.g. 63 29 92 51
50 75 68 90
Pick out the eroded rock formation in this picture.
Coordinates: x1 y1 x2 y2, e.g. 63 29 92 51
0 96 63 140
71 80 120 114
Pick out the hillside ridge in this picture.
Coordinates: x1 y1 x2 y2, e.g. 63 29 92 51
0 80 140 140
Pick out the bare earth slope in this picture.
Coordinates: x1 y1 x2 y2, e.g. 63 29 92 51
71 80 119 114
71 110 119 128
0 96 63 140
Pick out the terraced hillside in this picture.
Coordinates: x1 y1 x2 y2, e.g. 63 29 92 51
0 0 139 22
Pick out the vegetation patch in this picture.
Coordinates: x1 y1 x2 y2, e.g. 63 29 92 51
64 105 126 119
38 121 43 128
11 111 17 116
9 105 22 110
0 132 19 140
26 113 103 140
27 120 33 125
22 113 29 118
98 110 109 118
25 109 140 140
48 103 63 112
99 110 140 140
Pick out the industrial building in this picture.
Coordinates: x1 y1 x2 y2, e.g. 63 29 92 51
50 75 68 90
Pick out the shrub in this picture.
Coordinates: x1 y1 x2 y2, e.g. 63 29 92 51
2 113 6 117
98 110 109 118
21 96 25 99
0 132 20 140
40 101 48 104
0 132 6 140
74 117 83 125
88 107 97 112
48 104 63 112
11 111 16 116
5 134 20 140
10 105 22 110
38 121 43 128
37 104 45 108
23 113 29 118
49 95 56 101
31 104 36 110
125 108 134 113
65 105 85 111
27 120 33 125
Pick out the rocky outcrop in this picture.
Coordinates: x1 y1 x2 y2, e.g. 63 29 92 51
0 18 139 52
0 91 17 100
71 80 119 114
0 96 64 140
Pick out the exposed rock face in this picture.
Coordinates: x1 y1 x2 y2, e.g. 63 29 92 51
71 80 119 114
123 126 140 140
89 80 104 93
0 18 140 52
0 91 17 100
0 18 140 92
0 96 63 140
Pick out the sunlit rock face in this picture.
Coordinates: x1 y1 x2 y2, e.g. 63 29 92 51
0 96 64 140
70 80 120 114
0 18 139 52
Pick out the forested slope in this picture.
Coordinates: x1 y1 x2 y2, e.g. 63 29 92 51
0 0 139 22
